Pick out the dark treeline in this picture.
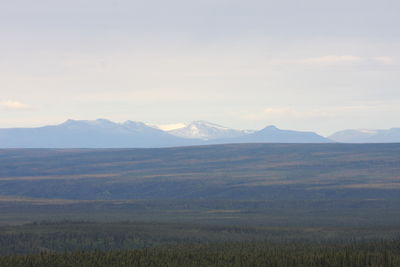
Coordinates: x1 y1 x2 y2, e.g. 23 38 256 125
1 221 399 256
1 241 400 267
0 221 400 266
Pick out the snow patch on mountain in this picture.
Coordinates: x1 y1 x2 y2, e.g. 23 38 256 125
153 123 186 131
168 121 249 140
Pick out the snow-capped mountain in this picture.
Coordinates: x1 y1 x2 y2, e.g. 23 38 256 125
4 118 398 148
168 121 251 140
329 128 400 143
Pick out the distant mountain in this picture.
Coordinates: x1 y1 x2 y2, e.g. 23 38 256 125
329 128 400 143
218 125 331 144
0 119 198 148
0 119 339 148
168 121 251 140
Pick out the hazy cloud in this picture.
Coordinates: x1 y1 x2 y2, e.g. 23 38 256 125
373 56 395 65
245 102 400 121
274 55 396 67
302 55 362 64
0 101 30 110
244 108 334 121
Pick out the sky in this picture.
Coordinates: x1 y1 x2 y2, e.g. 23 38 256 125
1 0 399 136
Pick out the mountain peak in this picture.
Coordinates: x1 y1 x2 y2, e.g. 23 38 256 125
123 120 147 126
238 125 331 143
263 125 278 130
95 118 114 123
61 119 78 125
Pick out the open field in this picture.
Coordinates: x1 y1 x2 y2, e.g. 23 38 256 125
1 198 400 228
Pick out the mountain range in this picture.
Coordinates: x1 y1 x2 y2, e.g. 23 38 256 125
0 119 398 148
0 119 198 148
328 128 400 143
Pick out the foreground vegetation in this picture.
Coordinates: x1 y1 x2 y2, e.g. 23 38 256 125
0 221 399 266
0 221 397 255
1 240 400 267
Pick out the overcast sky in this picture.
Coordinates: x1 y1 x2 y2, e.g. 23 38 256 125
1 0 399 135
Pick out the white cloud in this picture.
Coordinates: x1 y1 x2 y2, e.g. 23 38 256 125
262 108 294 117
373 56 395 65
302 55 362 64
273 55 397 68
0 101 30 110
244 102 400 121
271 55 363 67
258 107 333 119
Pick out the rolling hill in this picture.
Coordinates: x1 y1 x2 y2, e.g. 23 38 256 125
0 143 398 200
